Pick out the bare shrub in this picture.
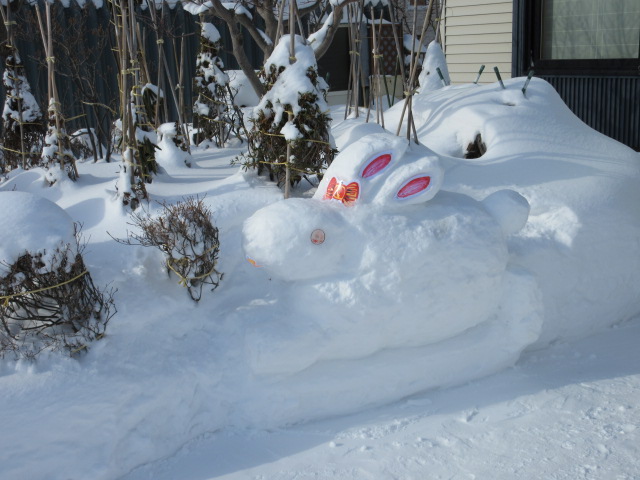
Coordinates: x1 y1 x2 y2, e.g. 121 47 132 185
0 229 115 360
120 197 222 302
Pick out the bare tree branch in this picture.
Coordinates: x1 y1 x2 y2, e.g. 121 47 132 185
308 0 360 59
207 0 266 96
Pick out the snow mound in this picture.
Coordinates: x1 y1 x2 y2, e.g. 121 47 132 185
243 132 541 381
386 77 640 344
155 123 192 173
418 41 450 91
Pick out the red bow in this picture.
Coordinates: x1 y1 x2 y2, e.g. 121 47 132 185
324 177 360 206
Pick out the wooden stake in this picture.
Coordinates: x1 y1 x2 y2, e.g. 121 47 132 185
395 0 436 142
284 0 297 200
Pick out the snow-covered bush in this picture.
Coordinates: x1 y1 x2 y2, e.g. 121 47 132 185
113 84 162 209
193 22 234 147
133 83 161 180
0 192 114 360
123 197 222 301
70 128 105 160
42 98 77 185
239 35 336 188
1 47 44 173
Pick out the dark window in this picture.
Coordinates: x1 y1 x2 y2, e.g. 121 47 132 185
516 0 640 76
541 0 639 60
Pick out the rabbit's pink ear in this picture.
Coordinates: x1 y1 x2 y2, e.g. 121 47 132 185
396 175 431 199
360 152 392 179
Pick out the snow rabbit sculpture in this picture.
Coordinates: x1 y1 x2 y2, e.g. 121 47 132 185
243 132 542 376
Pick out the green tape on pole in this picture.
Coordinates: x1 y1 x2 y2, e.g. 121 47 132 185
436 67 448 87
522 70 535 96
493 66 505 89
474 65 485 84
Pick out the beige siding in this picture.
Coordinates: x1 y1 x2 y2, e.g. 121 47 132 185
443 0 513 84
446 52 512 64
445 12 512 27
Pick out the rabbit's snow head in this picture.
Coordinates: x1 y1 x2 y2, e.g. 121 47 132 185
243 133 446 280
244 132 530 286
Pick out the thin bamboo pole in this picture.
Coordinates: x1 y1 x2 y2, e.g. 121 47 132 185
284 0 297 199
387 2 406 86
356 3 368 120
154 4 165 127
179 35 191 152
370 7 385 128
275 0 287 45
35 2 78 178
345 3 357 118
395 0 436 142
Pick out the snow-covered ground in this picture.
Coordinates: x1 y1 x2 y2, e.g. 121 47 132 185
1 77 639 479
125 319 640 480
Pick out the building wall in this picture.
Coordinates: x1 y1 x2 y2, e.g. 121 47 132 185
443 0 513 84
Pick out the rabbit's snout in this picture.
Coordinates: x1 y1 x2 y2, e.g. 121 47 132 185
243 198 361 281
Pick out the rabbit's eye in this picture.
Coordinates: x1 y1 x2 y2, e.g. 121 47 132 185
310 229 325 245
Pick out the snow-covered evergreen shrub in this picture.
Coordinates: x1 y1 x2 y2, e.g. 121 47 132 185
70 128 105 160
0 228 115 360
111 118 123 154
42 98 77 185
1 47 44 173
114 83 162 210
124 197 222 302
193 22 233 147
240 35 336 188
132 83 161 181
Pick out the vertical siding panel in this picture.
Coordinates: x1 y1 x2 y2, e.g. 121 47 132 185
543 76 640 150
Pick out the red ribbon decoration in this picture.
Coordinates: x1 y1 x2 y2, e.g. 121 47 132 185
324 177 360 206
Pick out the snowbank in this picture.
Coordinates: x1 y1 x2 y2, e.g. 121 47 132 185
385 77 640 345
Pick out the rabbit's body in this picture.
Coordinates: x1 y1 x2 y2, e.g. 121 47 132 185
243 133 540 376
